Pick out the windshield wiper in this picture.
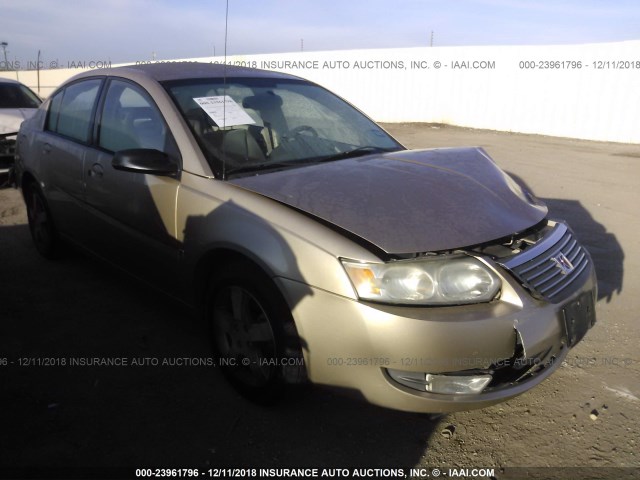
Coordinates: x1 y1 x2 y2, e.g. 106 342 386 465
224 161 300 178
224 147 399 178
314 146 399 164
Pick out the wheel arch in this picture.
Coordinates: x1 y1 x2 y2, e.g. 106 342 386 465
20 171 39 197
192 246 282 310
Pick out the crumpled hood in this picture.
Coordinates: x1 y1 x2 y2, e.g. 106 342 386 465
230 147 548 254
0 108 37 135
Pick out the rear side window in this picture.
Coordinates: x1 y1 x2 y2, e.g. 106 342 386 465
46 92 63 132
46 79 102 143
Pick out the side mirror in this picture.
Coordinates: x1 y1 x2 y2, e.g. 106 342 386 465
112 149 179 176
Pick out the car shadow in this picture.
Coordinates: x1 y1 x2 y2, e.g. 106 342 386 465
507 172 624 303
0 213 438 469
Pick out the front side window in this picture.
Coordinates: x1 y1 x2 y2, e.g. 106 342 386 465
48 79 102 143
98 79 169 153
164 77 402 178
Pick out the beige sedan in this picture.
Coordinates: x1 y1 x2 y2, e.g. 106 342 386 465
14 63 597 412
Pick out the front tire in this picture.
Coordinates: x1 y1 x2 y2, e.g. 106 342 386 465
205 261 305 404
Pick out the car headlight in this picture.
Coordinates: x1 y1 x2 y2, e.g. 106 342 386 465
341 255 501 305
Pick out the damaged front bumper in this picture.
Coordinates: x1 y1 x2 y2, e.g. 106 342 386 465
0 132 18 184
277 221 597 413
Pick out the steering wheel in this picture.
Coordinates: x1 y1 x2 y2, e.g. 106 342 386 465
288 125 319 138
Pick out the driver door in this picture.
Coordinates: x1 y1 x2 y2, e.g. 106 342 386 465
83 78 181 292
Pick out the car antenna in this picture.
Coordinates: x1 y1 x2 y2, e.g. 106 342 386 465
222 0 229 179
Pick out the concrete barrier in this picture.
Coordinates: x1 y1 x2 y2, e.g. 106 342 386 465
2 40 639 143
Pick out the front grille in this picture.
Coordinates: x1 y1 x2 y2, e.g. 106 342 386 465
500 222 591 303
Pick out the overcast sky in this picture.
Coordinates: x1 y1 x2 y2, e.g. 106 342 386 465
1 0 639 64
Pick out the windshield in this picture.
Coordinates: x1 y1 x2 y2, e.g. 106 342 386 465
164 77 403 178
0 83 42 109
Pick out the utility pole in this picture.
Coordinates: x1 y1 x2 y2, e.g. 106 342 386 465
37 50 41 95
1 42 8 69
430 31 434 47
300 38 304 52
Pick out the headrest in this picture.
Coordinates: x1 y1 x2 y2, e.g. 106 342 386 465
243 91 283 110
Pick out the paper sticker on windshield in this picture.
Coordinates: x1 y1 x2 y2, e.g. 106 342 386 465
193 96 255 127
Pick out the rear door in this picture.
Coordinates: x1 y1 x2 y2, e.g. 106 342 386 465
83 78 182 290
35 78 103 238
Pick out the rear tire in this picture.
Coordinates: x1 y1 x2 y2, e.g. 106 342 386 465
205 261 305 404
24 182 60 259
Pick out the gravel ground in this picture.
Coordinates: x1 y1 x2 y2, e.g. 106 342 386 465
0 124 638 479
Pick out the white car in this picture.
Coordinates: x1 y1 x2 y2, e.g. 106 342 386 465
0 78 41 178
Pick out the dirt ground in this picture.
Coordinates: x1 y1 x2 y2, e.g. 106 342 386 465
0 124 639 479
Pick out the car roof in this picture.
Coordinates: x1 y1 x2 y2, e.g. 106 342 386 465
74 62 298 83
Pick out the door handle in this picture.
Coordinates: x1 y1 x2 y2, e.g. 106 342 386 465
88 163 104 178
42 143 51 154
